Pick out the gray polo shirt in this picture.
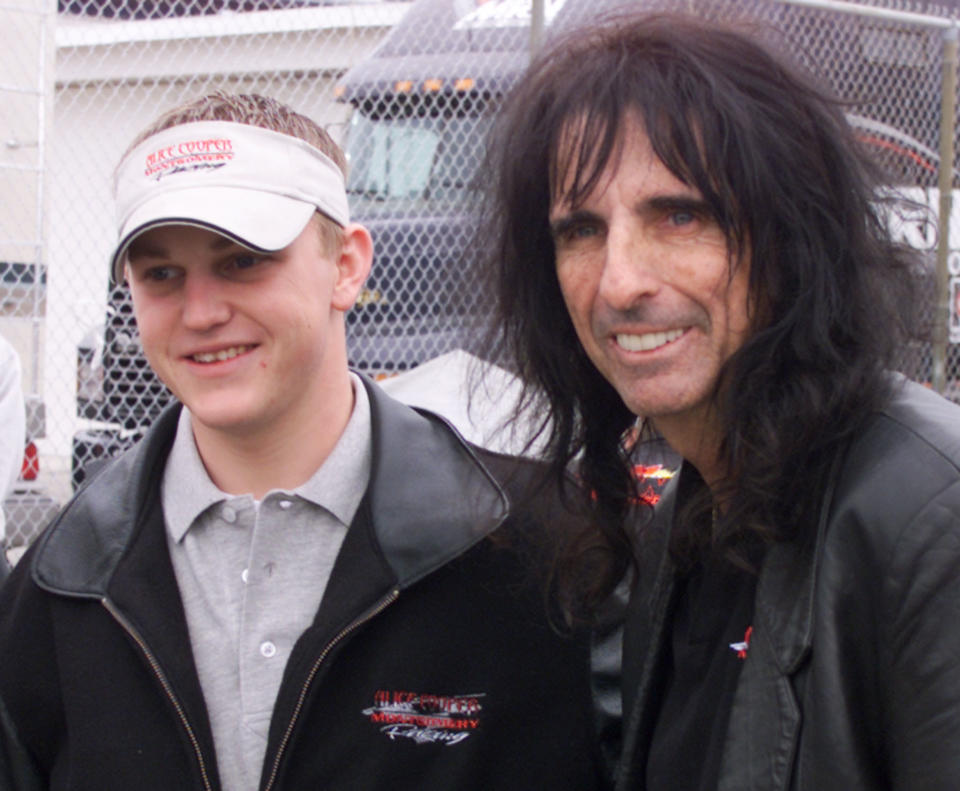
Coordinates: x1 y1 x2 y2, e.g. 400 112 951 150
161 375 371 791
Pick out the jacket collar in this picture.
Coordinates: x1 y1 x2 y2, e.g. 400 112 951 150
361 373 509 586
31 374 509 597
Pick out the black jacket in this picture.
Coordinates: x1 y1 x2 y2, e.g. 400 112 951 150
618 378 960 790
0 379 605 790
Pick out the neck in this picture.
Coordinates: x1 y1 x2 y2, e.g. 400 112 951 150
191 368 356 499
652 408 726 496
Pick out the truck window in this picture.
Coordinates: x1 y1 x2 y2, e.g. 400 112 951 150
345 111 491 213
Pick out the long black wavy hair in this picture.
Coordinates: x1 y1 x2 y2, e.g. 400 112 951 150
480 12 923 613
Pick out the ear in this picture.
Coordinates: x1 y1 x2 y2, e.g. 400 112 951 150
331 223 373 312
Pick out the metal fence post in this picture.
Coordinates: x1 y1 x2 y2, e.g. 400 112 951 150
530 0 545 57
934 24 958 394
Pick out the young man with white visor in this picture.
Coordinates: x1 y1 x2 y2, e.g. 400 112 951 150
0 93 607 790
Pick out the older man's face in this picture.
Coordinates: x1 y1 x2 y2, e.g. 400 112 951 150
549 118 753 441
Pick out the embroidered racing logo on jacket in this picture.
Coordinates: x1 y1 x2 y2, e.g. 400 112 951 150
362 689 485 746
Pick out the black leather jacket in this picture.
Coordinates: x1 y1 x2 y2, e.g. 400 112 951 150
0 378 606 790
618 378 960 790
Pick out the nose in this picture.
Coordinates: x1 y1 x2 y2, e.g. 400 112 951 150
181 271 231 331
596 223 661 312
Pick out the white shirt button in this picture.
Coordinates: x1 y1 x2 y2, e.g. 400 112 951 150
260 641 277 658
241 568 249 584
278 500 292 510
222 505 237 524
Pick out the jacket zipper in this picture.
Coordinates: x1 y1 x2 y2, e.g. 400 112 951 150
262 588 401 791
102 598 214 791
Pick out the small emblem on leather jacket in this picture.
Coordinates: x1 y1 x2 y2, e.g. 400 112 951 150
362 689 485 746
729 625 753 659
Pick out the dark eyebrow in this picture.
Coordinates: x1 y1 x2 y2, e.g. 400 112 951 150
549 193 712 238
638 195 713 218
644 195 712 218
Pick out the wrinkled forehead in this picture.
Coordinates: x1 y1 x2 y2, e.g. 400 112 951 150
547 109 694 216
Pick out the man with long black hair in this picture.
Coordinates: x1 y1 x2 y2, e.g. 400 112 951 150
483 12 960 790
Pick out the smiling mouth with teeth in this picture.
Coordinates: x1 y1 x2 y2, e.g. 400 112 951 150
616 328 685 353
190 345 251 363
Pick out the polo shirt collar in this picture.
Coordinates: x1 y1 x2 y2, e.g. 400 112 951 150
162 373 372 543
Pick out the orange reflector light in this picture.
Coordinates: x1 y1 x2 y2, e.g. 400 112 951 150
454 78 475 91
395 80 414 93
334 84 346 99
20 441 38 481
423 78 443 92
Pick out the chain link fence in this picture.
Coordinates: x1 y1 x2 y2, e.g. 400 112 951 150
1 0 958 547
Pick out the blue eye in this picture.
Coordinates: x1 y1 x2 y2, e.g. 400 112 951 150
145 266 176 282
232 254 259 269
550 212 605 248
555 223 599 245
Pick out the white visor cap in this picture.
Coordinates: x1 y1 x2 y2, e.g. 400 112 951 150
111 120 349 284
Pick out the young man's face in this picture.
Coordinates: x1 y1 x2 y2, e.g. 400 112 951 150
126 220 362 439
549 118 753 441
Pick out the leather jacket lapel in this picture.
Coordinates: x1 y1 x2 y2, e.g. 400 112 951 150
717 537 810 791
718 451 845 791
